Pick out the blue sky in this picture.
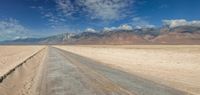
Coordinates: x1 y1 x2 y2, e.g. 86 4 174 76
0 0 200 40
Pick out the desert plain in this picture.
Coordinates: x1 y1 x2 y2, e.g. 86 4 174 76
0 45 200 95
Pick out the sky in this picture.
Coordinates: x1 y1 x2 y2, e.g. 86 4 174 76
0 0 200 41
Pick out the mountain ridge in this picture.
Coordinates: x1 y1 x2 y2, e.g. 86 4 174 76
1 26 200 45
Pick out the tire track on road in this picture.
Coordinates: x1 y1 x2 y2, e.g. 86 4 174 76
37 47 134 95
55 47 189 95
56 47 134 95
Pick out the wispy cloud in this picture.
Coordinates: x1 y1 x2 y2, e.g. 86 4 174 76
55 0 78 17
103 27 118 31
31 6 66 28
55 0 135 20
77 0 134 20
31 0 135 30
163 19 200 28
0 18 28 41
131 17 155 28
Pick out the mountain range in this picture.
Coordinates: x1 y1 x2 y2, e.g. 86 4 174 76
1 26 200 45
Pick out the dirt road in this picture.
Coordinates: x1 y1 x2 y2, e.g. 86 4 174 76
34 47 188 95
0 46 190 95
56 45 200 94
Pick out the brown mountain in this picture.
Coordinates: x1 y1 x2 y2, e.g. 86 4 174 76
152 32 200 44
152 26 200 44
71 31 148 45
1 26 200 45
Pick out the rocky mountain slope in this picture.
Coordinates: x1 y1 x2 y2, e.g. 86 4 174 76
1 26 200 45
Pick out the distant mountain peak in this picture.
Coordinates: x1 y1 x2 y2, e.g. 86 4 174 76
1 26 200 45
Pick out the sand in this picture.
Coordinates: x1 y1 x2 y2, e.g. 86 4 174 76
0 45 199 95
0 46 44 77
56 45 200 95
0 46 46 95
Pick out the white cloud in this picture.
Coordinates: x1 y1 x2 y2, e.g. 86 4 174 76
103 24 133 32
118 24 132 30
103 27 118 32
131 17 155 28
80 0 134 20
33 0 135 29
32 5 67 28
14 36 28 40
55 0 134 20
55 0 77 17
0 18 28 41
135 25 155 29
85 28 96 33
162 19 200 28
